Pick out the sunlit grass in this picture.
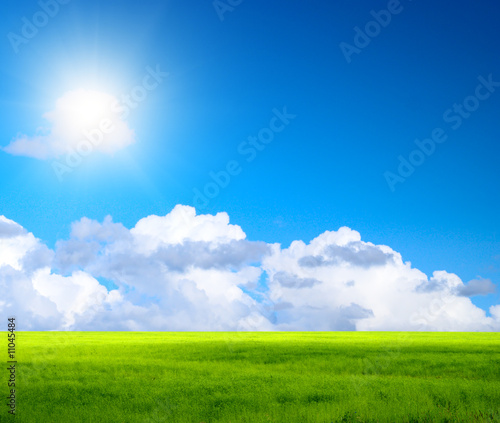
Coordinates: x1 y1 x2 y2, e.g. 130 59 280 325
7 332 500 422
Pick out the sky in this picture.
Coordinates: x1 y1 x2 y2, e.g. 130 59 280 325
0 0 499 330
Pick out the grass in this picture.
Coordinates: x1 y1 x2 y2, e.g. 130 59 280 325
3 332 500 422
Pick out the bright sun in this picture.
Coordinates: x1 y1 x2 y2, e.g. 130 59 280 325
38 89 136 157
3 88 136 161
56 89 116 129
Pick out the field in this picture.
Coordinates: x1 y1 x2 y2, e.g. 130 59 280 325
4 332 500 422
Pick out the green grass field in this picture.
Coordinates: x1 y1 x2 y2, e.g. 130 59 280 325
4 332 500 422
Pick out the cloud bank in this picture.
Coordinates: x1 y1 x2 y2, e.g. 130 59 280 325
3 89 135 160
0 207 498 331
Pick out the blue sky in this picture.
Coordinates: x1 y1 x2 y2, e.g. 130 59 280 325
1 0 499 330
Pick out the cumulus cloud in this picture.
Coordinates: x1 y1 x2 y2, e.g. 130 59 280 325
416 275 496 297
261 228 499 331
3 89 135 159
457 278 496 297
299 241 394 269
273 272 321 289
0 206 499 331
0 217 27 238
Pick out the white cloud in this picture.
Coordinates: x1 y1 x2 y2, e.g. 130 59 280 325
0 216 40 271
0 207 499 331
3 89 135 159
131 205 246 253
32 269 111 329
262 228 499 331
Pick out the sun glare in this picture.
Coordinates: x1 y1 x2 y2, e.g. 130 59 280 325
58 89 115 129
